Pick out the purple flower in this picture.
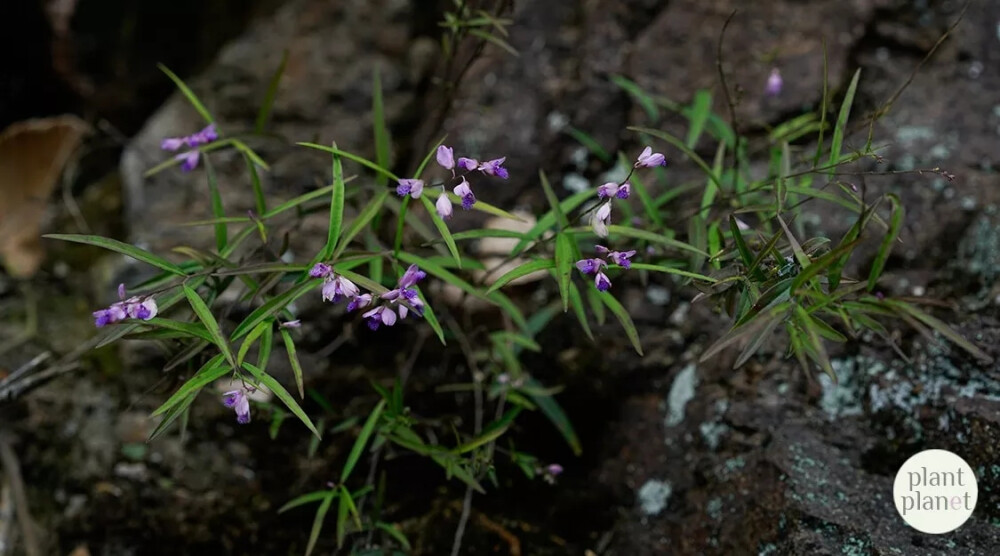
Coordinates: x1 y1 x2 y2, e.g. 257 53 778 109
634 146 666 168
321 275 360 303
222 388 251 424
457 157 479 171
479 157 508 179
161 124 218 151
765 68 782 97
398 264 427 289
591 202 612 238
597 182 619 199
453 178 476 210
92 284 156 327
546 463 563 476
281 320 302 328
161 137 185 151
595 272 612 291
363 306 397 330
347 293 373 312
309 263 333 278
616 182 631 199
436 145 455 170
436 193 453 219
176 150 201 172
607 250 636 269
575 258 606 275
396 178 425 199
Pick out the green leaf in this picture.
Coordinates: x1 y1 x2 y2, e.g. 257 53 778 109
151 354 227 417
563 126 611 163
791 237 863 294
203 157 227 252
280 327 305 398
307 491 336 556
776 215 810 268
606 225 709 258
372 67 391 187
297 142 400 182
254 49 288 134
883 300 993 363
867 194 903 291
340 399 385 483
149 391 197 441
243 362 321 438
452 407 522 454
567 282 594 340
449 228 525 242
43 234 187 275
278 490 332 513
539 170 568 229
232 281 319 341
158 64 214 124
325 146 346 259
511 189 594 256
141 317 215 344
242 153 267 216
340 485 362 535
685 89 712 148
610 74 659 121
375 522 412 550
420 195 461 267
524 378 581 455
828 69 861 174
555 233 575 311
485 259 555 294
183 285 236 368
598 290 642 355
237 320 270 367
415 286 446 345
333 189 389 258
257 322 274 370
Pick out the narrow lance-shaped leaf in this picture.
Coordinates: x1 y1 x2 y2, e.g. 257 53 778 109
324 145 346 259
280 327 305 398
254 50 287 134
555 233 575 311
420 195 461 267
372 66 391 187
599 290 643 355
43 234 187 275
827 68 861 174
243 362 321 438
158 64 214 124
867 193 903 291
485 259 555 294
340 399 386 483
183 285 236 368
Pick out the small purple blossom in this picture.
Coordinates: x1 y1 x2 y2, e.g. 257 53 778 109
396 178 424 199
436 145 455 170
479 157 508 179
546 463 563 476
281 320 302 328
176 150 201 172
595 272 612 292
160 137 185 151
398 264 427 288
634 146 666 168
765 68 783 97
591 202 612 238
363 306 397 330
597 182 619 199
347 293 374 312
607 250 636 269
309 263 333 278
222 388 251 424
321 275 361 303
575 258 606 275
616 182 631 199
436 193 453 219
92 284 157 327
457 157 479 171
453 178 476 210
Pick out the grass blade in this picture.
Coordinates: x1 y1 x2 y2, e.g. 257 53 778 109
158 64 214 124
44 234 186 275
598 290 642 355
243 362 320 438
340 399 386 483
279 327 305 398
254 49 288 134
183 285 236 368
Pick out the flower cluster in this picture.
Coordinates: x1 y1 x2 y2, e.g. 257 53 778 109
591 145 665 239
309 262 428 330
160 124 218 171
92 284 158 327
362 265 426 330
575 245 635 291
222 387 252 424
395 144 508 219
